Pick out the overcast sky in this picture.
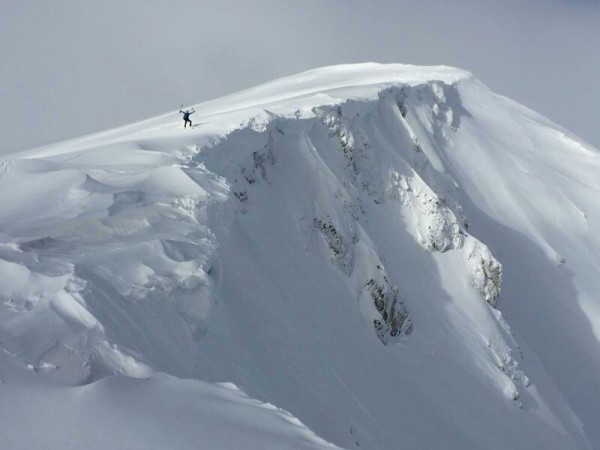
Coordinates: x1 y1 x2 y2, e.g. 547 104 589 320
1 0 599 153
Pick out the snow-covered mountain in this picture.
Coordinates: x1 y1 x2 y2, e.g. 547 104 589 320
0 63 598 449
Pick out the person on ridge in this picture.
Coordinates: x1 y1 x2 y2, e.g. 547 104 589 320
179 106 195 128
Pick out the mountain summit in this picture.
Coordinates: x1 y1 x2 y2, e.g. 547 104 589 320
0 63 598 449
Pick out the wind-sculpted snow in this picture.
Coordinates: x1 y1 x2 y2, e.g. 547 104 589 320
0 63 597 449
0 146 230 383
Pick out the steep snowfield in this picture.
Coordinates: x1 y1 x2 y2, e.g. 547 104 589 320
0 356 338 450
0 63 598 448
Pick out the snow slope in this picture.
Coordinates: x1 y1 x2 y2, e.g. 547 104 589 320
1 63 598 448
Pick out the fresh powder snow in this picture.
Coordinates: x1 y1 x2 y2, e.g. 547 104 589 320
0 63 598 449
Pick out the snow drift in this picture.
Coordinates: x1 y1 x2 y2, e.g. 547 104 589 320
0 63 598 449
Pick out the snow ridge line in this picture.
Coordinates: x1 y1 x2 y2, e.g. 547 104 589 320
0 77 523 400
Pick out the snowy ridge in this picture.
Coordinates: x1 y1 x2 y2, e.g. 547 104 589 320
0 63 598 449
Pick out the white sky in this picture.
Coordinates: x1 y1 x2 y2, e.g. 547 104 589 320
1 0 599 153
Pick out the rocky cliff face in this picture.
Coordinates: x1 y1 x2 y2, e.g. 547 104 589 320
203 80 504 349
